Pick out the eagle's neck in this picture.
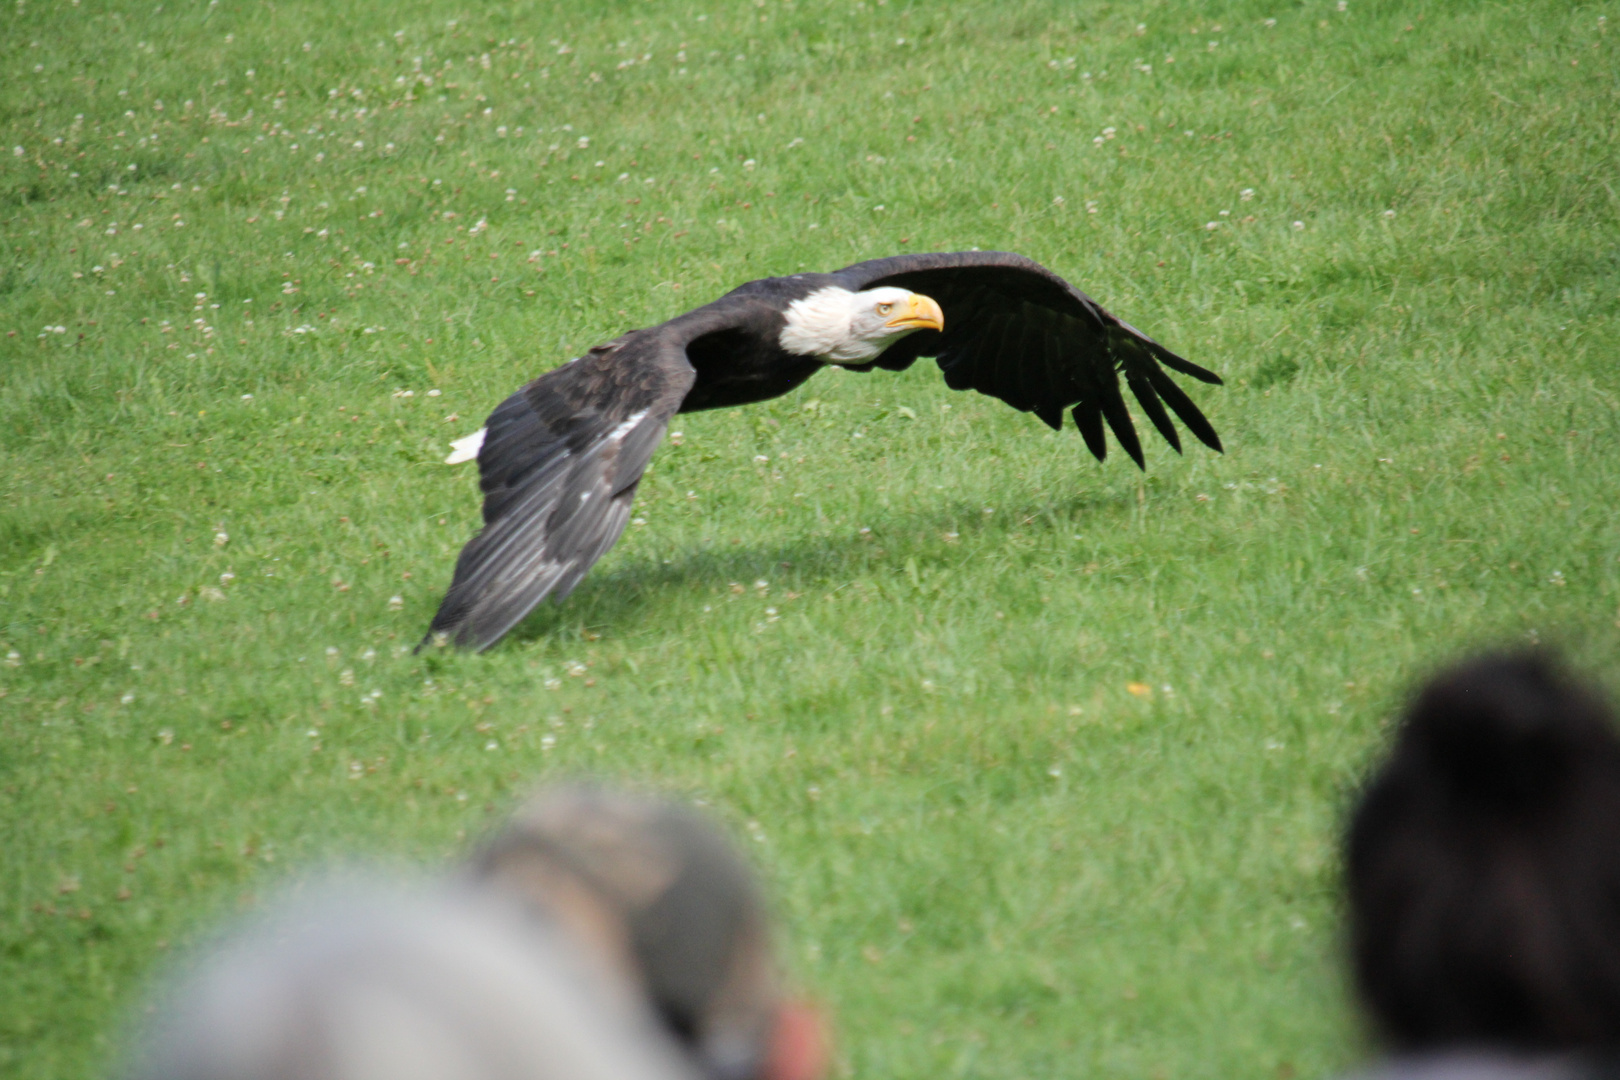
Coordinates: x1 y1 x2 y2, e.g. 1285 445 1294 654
778 286 885 363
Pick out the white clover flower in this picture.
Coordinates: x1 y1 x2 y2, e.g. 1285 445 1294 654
1292 220 1305 230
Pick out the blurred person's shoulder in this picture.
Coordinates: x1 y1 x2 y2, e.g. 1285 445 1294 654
1353 1050 1609 1080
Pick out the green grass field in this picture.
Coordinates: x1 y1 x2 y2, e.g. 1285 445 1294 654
3 0 1618 1075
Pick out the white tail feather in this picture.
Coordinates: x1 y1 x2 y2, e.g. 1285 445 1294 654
445 427 487 465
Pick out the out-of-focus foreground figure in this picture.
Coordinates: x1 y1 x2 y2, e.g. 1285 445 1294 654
469 786 826 1080
120 881 698 1080
1347 651 1620 1079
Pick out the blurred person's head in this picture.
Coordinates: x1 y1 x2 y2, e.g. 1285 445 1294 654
470 786 824 1080
1347 651 1620 1053
122 879 698 1080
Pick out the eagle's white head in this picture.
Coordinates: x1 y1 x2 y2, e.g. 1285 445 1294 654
778 285 945 364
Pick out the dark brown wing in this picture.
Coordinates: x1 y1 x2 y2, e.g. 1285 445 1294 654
421 330 696 652
830 251 1222 468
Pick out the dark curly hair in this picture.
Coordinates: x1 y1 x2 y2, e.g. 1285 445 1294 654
1347 652 1620 1051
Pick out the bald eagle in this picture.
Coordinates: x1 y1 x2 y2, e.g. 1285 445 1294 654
423 251 1222 651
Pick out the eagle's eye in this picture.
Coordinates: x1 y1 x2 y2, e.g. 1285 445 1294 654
876 302 894 316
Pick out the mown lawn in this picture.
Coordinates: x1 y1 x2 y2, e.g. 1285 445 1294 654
2 0 1617 1076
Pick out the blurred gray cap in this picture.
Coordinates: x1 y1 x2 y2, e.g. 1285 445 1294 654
122 879 699 1080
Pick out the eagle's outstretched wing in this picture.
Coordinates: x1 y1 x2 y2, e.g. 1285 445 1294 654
831 251 1222 468
421 331 696 652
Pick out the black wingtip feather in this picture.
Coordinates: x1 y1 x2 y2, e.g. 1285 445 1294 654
1124 368 1183 455
1144 366 1224 453
1096 378 1146 470
1072 404 1108 463
1147 341 1224 385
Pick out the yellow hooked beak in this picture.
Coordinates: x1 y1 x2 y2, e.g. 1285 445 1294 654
885 293 945 332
